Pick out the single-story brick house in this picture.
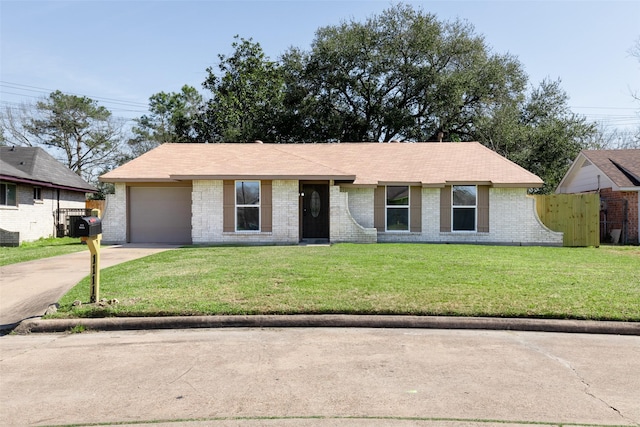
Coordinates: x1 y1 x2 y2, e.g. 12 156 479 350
99 142 562 246
556 149 639 244
0 146 96 245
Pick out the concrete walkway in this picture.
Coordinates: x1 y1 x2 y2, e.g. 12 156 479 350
0 244 177 329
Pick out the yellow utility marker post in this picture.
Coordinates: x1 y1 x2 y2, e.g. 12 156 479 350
86 235 100 303
87 209 101 303
69 210 103 303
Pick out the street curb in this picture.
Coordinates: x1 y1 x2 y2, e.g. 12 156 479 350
14 315 640 335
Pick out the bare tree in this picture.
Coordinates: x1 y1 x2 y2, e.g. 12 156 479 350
0 103 37 147
1 91 126 183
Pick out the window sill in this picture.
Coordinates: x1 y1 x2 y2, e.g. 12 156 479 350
440 231 489 234
223 231 273 235
379 231 421 234
0 205 19 210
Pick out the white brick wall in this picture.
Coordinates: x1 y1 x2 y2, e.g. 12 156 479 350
102 181 561 246
488 188 563 245
192 179 300 245
346 187 374 228
347 187 562 245
0 184 85 243
101 183 126 243
270 180 300 243
191 180 222 243
330 186 377 243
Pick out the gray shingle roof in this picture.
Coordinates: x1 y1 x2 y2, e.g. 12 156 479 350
582 149 640 189
0 146 96 192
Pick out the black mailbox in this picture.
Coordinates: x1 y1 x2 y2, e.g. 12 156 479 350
70 216 102 237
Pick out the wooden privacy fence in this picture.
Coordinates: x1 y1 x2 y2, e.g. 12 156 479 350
532 193 600 247
86 200 105 216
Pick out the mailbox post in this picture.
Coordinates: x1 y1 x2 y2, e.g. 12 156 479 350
69 211 102 303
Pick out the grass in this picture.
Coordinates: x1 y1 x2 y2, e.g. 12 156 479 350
50 243 640 321
0 237 87 266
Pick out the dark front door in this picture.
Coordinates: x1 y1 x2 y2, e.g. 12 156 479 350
302 183 329 240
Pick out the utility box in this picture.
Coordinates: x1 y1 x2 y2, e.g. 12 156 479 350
69 216 102 237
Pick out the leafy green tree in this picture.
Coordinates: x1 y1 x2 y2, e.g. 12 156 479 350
201 36 285 142
12 91 124 182
279 4 527 142
476 79 598 193
128 85 204 156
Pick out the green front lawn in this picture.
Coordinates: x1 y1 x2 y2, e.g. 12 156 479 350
51 244 640 321
0 237 87 266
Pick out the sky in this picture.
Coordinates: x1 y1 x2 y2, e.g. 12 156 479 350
1 0 639 133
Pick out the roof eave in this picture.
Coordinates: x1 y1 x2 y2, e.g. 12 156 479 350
99 177 182 183
169 174 357 181
440 181 543 188
492 182 543 188
0 174 97 192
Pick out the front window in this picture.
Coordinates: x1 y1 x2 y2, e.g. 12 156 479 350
236 181 260 231
1 182 17 206
33 187 42 201
386 186 409 231
452 185 476 231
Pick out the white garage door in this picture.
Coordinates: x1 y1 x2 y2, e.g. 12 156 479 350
129 187 192 244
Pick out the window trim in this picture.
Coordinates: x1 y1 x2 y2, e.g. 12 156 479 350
33 186 43 202
451 185 477 232
1 182 18 207
385 185 410 232
235 180 261 232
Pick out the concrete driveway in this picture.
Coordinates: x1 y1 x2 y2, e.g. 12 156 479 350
0 244 177 329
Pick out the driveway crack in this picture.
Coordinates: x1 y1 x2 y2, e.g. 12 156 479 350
508 332 638 426
170 365 194 384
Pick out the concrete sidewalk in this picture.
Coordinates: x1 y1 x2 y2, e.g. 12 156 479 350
0 244 177 329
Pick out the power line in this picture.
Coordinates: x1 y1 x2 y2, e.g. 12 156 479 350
0 100 140 123
0 100 146 117
0 81 150 109
1 80 637 128
570 105 638 111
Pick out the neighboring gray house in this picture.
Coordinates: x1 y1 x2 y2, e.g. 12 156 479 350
100 142 562 246
0 146 96 245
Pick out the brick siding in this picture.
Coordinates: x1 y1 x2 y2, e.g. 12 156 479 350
102 181 562 246
348 187 562 245
101 183 127 243
192 179 300 245
600 188 639 244
330 186 377 243
0 184 85 244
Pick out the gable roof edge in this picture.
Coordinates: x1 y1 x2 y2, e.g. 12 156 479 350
556 152 588 192
610 159 640 187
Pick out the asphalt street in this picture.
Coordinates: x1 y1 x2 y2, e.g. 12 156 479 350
1 327 639 426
